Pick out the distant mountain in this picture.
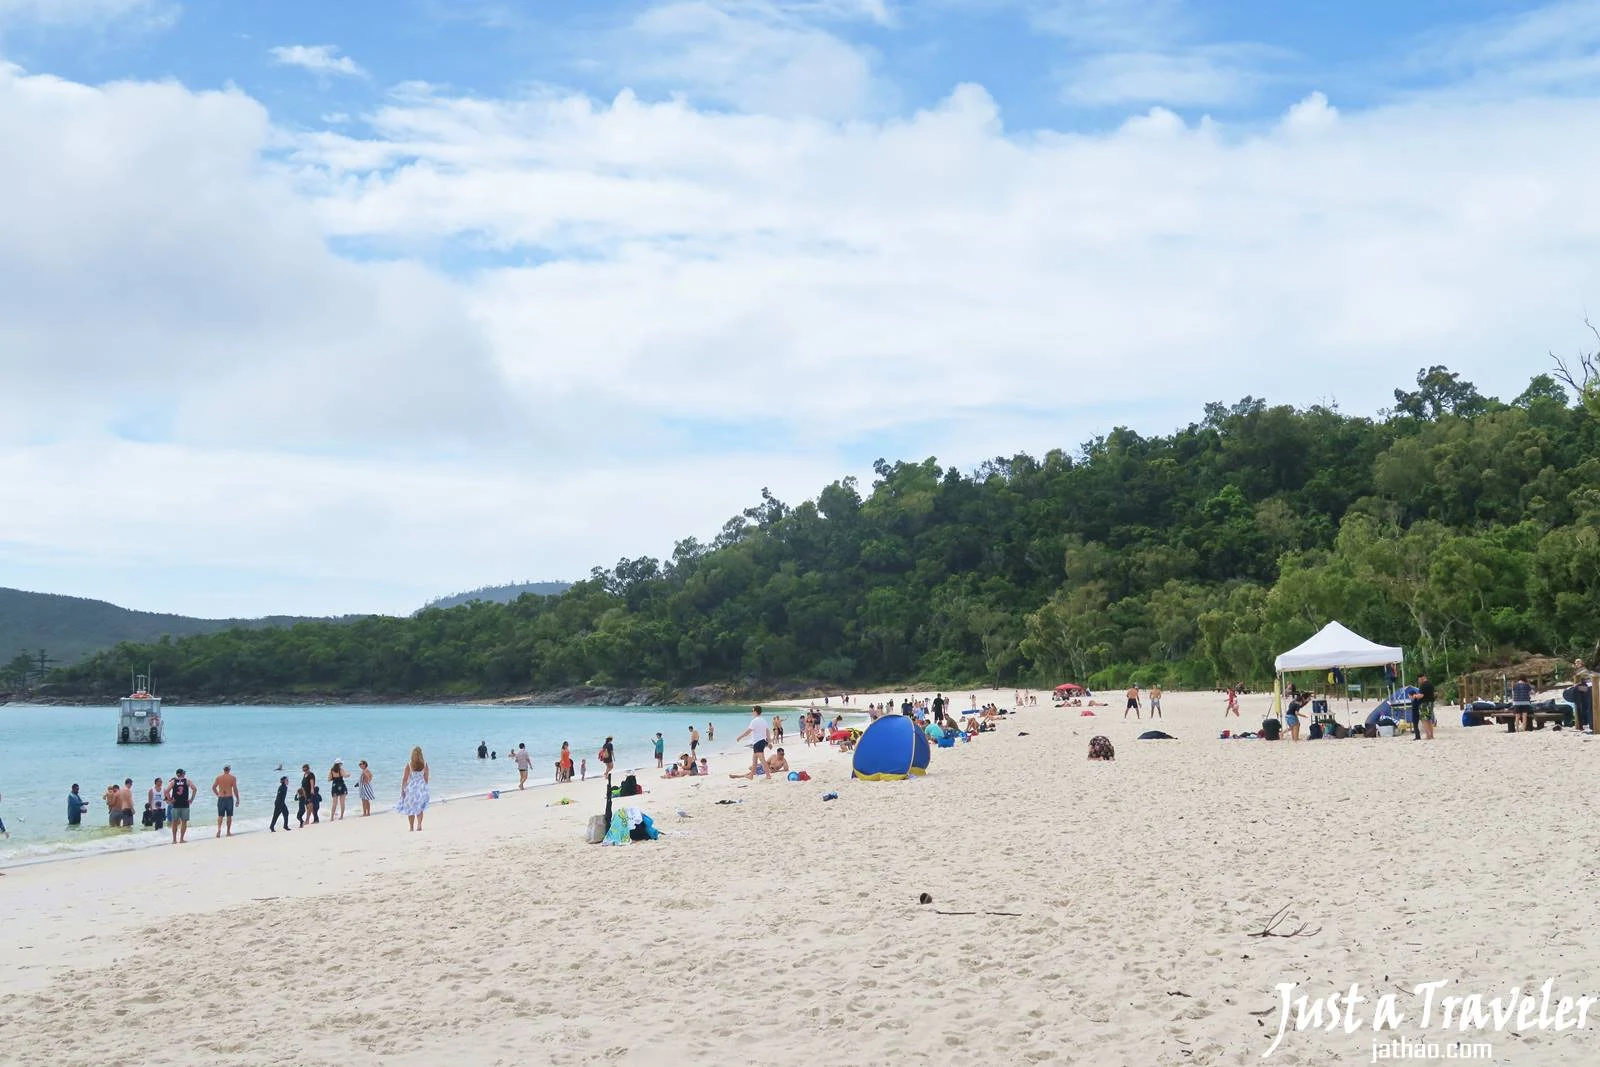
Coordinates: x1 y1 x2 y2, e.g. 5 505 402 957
0 587 338 666
422 581 571 612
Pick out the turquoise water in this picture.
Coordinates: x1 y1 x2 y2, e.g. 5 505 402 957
0 702 763 864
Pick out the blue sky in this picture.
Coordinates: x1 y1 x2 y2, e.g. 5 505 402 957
1 0 1599 618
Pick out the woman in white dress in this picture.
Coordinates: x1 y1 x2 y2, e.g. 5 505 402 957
396 746 430 831
357 759 375 817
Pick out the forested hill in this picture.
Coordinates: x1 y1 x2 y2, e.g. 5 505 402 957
0 588 334 669
52 368 1600 700
421 581 572 612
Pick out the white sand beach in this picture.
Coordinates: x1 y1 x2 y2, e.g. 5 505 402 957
2 689 1597 1065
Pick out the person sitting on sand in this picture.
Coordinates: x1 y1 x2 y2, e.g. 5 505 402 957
699 757 709 775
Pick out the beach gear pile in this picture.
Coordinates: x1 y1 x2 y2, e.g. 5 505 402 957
601 806 659 845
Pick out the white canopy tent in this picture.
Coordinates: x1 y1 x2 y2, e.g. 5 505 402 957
1274 621 1403 673
1274 621 1405 726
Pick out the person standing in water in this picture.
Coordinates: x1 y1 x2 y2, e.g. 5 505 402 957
166 769 194 843
396 746 430 831
67 783 84 827
270 776 292 831
358 760 375 816
213 765 239 838
477 740 488 759
707 722 715 742
147 776 166 833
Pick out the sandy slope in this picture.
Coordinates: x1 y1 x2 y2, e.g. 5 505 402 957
1 689 1596 1066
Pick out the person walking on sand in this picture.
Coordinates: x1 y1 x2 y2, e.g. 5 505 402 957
166 769 194 843
358 760 375 816
1149 684 1163 718
653 732 665 768
1225 686 1240 718
270 775 293 832
213 765 240 838
328 760 349 820
736 706 772 779
1124 684 1141 720
688 725 700 760
598 737 614 777
300 765 318 825
772 715 784 744
557 742 573 784
513 743 532 789
396 746 430 831
579 758 587 781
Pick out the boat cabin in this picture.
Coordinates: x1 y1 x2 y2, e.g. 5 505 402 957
117 675 164 744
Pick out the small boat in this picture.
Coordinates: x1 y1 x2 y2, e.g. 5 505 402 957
117 671 164 744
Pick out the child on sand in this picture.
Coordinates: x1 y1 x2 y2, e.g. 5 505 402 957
580 759 587 781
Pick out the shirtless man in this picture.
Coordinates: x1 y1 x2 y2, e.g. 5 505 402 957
118 778 136 828
1124 684 1141 720
728 747 788 780
688 725 700 760
213 765 240 838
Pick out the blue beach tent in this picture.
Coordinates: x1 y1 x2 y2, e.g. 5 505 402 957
852 715 932 780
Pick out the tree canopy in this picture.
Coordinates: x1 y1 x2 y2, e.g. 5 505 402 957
53 367 1600 700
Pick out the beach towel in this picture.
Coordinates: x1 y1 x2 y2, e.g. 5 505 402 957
602 810 630 845
1136 730 1174 740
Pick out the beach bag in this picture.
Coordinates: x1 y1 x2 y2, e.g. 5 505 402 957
584 814 607 844
1307 722 1323 740
619 774 640 797
1088 736 1115 760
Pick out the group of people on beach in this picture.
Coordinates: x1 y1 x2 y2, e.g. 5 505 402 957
62 751 425 839
70 766 237 843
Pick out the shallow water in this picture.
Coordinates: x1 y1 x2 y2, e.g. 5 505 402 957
0 702 763 862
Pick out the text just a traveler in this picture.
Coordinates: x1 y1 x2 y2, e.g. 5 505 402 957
1264 979 1597 1057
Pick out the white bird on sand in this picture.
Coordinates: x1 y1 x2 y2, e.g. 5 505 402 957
676 808 692 821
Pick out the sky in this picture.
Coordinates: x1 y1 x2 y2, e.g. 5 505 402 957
2 0 1600 619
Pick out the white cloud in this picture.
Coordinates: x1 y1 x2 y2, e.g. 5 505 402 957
1059 46 1265 106
1409 0 1600 97
4 57 1600 613
0 0 176 30
1280 90 1337 132
270 43 366 79
0 64 517 450
609 0 884 118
